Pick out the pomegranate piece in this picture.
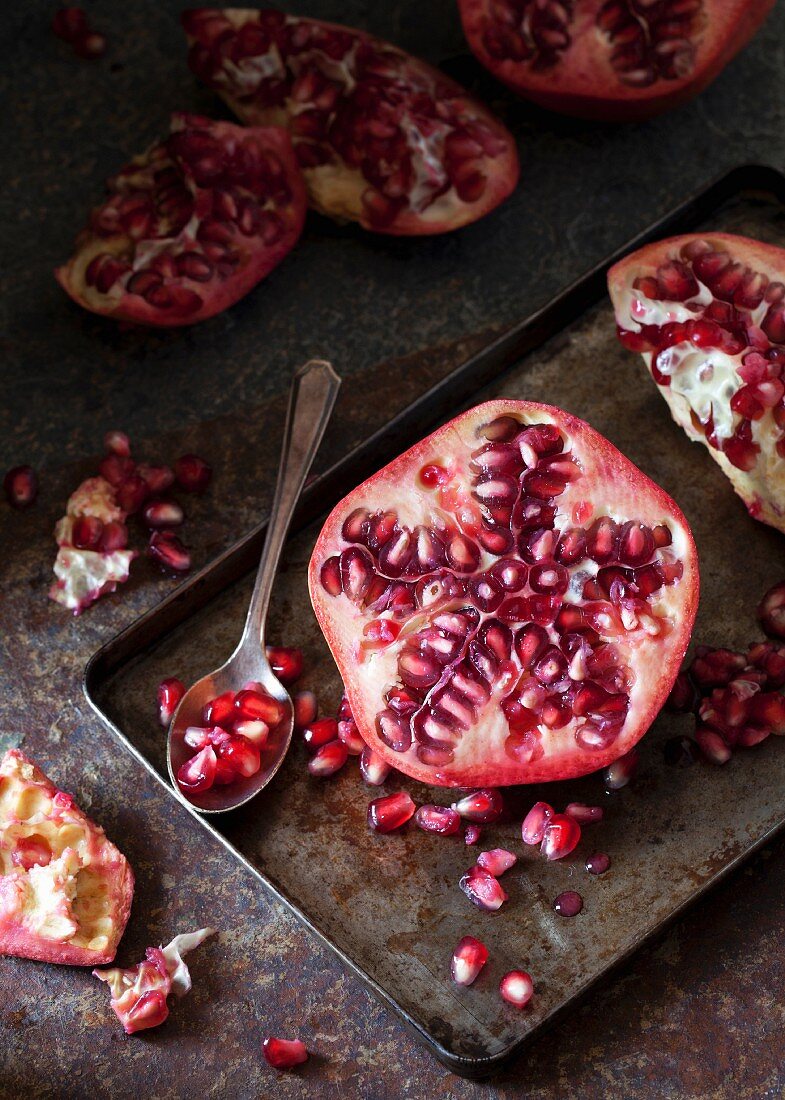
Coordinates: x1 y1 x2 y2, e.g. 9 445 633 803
182 8 519 235
266 646 303 685
477 848 517 876
157 677 186 727
302 717 338 752
521 801 553 845
604 748 639 790
451 788 504 823
143 499 185 529
307 739 348 777
758 581 785 639
56 113 306 327
464 824 482 845
459 864 508 911
204 691 236 728
94 928 213 1034
541 813 581 861
414 804 462 835
3 465 38 508
359 745 392 786
610 234 785 534
0 750 133 965
148 531 191 573
451 935 489 986
564 802 603 824
262 1037 309 1070
293 690 318 731
695 726 732 765
175 453 212 493
367 791 416 833
459 0 773 121
177 746 218 794
499 969 534 1007
309 400 698 787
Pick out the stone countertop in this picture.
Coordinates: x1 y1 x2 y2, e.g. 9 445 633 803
2 1 785 1096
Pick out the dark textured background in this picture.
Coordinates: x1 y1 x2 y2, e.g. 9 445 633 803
2 1 785 1096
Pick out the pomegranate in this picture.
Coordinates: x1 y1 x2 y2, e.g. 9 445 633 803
94 928 213 1034
56 113 306 326
610 233 785 533
458 0 774 121
262 1037 309 1069
182 8 519 235
309 400 698 787
0 750 133 966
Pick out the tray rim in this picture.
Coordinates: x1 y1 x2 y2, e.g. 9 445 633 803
84 161 785 1079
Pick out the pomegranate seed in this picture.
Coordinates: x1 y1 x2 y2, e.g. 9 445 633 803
666 671 697 712
184 726 211 751
414 804 462 835
98 520 128 551
521 801 553 845
464 824 482 845
604 748 639 789
177 746 217 793
564 803 603 824
12 835 52 870
553 890 583 916
690 646 747 689
138 464 175 495
99 453 135 486
367 791 416 833
214 756 236 785
234 719 269 745
157 677 185 727
73 30 107 58
758 581 785 639
266 646 303 685
451 936 489 986
695 726 732 764
460 864 508 911
143 499 184 529
52 7 87 41
359 746 391 785
262 1037 308 1070
72 514 103 550
308 740 348 777
217 734 261 778
586 852 611 875
293 690 317 730
337 715 364 755
103 430 130 457
477 848 517 876
541 814 581 861
148 531 191 573
499 970 534 1007
234 689 284 726
3 465 38 508
116 474 149 514
302 717 339 752
451 788 504 823
175 453 212 493
203 691 236 728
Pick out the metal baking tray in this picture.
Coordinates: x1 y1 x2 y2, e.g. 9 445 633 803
85 165 785 1078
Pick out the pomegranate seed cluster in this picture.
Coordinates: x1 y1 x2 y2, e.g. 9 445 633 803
618 239 785 473
319 414 683 774
183 8 511 229
49 431 210 613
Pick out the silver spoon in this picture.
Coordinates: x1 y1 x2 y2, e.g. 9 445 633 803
167 359 341 814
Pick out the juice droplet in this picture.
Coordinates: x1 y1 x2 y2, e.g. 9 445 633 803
553 890 583 917
586 852 611 875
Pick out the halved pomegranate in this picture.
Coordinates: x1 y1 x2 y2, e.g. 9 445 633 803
56 112 306 326
182 8 519 234
609 233 785 532
308 401 698 787
458 0 774 121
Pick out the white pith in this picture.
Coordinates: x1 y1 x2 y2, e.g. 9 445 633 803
94 927 213 1007
310 400 698 786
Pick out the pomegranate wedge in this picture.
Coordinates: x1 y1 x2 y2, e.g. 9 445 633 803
458 0 774 121
56 112 306 326
309 401 698 787
0 750 134 966
182 8 519 235
610 233 785 533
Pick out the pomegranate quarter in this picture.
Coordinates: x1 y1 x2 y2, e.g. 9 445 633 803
56 112 306 326
610 233 785 533
458 0 774 121
182 8 519 234
309 401 698 787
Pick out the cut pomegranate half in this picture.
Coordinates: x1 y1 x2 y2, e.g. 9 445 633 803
56 112 306 326
182 8 519 235
610 233 785 533
309 400 698 787
458 0 774 121
0 750 134 966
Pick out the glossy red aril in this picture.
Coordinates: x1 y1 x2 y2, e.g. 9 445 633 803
175 454 212 493
302 717 339 752
148 531 191 573
262 1037 309 1070
541 813 581 861
177 746 217 793
610 234 785 533
204 691 236 728
451 788 504 823
310 401 698 788
604 747 639 789
158 677 185 727
500 969 533 1007
460 864 508 911
307 739 348 777
360 745 392 786
143 499 184 529
477 848 516 875
266 646 303 685
522 800 553 844
56 113 306 326
104 430 131 457
182 8 519 235
759 581 785 639
451 936 489 986
458 0 774 121
216 735 261 778
565 802 603 824
139 464 175 495
415 804 462 835
367 791 416 833
4 465 38 508
235 689 284 725
293 690 317 730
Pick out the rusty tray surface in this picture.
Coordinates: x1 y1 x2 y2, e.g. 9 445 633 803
85 167 785 1077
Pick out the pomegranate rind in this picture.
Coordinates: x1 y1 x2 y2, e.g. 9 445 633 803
458 0 774 121
0 750 134 966
608 232 785 533
182 8 519 235
308 399 699 787
55 113 306 327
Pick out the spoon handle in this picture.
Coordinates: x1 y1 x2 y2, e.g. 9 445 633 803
241 359 341 652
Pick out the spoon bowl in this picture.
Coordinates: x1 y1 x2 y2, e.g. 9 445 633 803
166 359 341 814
